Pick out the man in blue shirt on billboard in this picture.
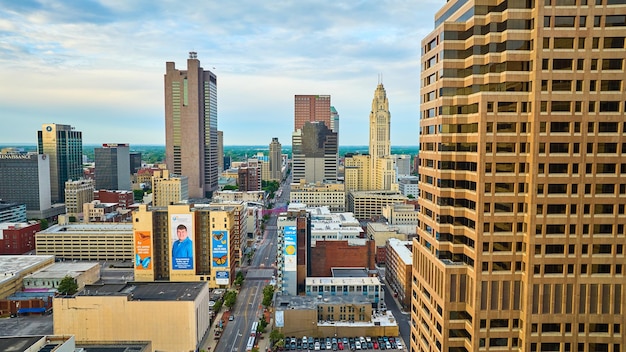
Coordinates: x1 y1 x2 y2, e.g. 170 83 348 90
172 224 193 269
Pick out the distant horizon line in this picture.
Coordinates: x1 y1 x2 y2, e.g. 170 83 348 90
1 143 419 148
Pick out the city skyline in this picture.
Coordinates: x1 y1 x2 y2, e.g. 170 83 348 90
0 1 442 146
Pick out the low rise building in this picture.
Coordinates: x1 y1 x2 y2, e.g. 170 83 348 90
305 276 385 310
397 175 419 198
385 238 412 309
274 294 398 338
366 223 412 264
94 189 135 209
381 202 419 225
23 262 100 292
347 190 408 220
82 201 127 223
0 255 55 299
213 190 266 204
290 180 346 212
36 223 133 261
0 221 40 254
310 240 376 277
54 282 210 352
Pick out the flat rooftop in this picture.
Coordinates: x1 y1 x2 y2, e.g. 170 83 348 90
78 281 207 301
0 336 43 352
38 223 132 234
387 238 413 264
306 277 381 286
331 267 370 278
25 262 100 280
0 255 55 285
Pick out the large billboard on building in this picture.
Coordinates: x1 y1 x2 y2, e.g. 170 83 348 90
134 231 152 270
275 310 284 328
211 230 229 268
284 226 297 272
170 214 194 270
215 271 229 285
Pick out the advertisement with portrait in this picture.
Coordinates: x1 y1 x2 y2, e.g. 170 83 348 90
283 226 297 272
211 230 229 268
170 214 194 270
134 231 152 270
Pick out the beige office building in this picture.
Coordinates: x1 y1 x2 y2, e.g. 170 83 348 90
64 179 94 216
36 223 133 261
385 238 412 310
290 180 346 212
164 52 218 199
347 190 407 220
151 169 189 207
54 282 210 352
414 1 626 352
132 204 237 287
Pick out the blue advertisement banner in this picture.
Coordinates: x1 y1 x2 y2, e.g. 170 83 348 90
212 230 229 267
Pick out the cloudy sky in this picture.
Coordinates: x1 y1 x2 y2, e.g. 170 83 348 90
0 0 442 146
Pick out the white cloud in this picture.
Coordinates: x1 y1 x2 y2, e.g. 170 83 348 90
0 0 443 145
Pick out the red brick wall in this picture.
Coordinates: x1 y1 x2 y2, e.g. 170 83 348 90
0 222 40 254
310 240 376 277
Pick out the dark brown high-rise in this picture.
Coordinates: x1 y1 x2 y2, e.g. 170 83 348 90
164 52 218 199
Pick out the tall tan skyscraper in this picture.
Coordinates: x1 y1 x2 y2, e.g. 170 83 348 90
269 137 282 181
344 83 396 191
294 95 332 132
37 123 83 203
164 52 218 199
413 1 626 352
369 83 394 190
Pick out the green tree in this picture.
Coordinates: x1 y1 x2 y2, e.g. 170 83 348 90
259 315 268 333
39 218 49 230
262 285 275 307
133 189 145 201
407 194 415 199
270 329 284 345
224 290 237 310
213 299 223 313
235 271 245 286
68 216 77 223
222 185 238 191
57 275 78 295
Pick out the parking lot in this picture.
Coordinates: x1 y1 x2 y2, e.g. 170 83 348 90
282 336 404 351
0 314 53 337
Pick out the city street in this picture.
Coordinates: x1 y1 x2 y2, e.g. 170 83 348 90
209 174 289 352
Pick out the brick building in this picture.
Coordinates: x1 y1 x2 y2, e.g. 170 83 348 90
309 240 376 277
0 222 41 254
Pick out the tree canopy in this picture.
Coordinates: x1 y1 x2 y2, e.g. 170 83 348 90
57 275 78 295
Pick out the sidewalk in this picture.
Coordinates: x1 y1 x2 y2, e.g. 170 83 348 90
199 307 226 351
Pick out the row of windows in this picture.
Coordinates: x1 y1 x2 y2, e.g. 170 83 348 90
542 57 625 72
546 0 626 5
534 243 623 256
534 223 625 236
544 15 626 28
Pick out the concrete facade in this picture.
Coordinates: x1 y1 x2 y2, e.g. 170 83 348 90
309 240 376 277
36 223 133 261
53 282 210 352
290 180 346 212
64 179 94 216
